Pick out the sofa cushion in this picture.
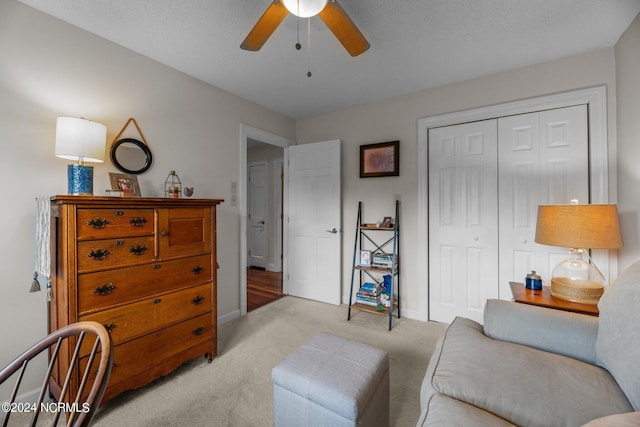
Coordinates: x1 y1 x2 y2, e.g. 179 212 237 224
430 317 632 427
416 393 516 427
597 261 640 411
484 299 599 364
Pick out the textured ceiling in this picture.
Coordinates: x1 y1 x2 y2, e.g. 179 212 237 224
15 0 640 119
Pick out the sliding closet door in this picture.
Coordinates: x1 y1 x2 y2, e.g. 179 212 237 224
497 105 589 298
429 120 499 324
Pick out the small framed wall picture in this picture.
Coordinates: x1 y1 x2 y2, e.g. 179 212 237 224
360 140 399 178
360 250 372 267
109 173 141 197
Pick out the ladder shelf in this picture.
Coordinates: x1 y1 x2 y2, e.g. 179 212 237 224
347 200 400 330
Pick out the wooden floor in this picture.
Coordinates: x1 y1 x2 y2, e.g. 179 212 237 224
247 268 284 312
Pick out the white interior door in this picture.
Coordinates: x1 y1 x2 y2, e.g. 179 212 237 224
248 160 268 269
497 105 589 297
429 120 499 324
286 140 341 305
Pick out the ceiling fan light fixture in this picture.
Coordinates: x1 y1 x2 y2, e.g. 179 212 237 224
282 0 328 18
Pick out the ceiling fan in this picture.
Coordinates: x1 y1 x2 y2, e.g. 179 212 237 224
240 0 370 57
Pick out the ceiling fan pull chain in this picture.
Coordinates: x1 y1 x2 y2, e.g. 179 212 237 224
307 17 312 77
295 3 302 50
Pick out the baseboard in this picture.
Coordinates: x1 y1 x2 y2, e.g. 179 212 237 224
218 309 240 326
401 308 428 322
266 263 278 272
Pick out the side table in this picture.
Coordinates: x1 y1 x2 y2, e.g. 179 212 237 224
509 282 599 317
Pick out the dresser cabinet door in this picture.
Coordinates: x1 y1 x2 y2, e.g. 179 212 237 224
158 208 212 258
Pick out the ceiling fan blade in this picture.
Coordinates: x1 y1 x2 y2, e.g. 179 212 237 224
318 0 370 57
241 0 289 51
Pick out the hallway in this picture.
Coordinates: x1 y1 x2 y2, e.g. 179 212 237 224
247 268 283 312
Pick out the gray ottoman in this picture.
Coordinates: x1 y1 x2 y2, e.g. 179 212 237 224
272 333 389 427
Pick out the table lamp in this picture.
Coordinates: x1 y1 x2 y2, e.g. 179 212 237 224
534 202 623 305
55 117 106 195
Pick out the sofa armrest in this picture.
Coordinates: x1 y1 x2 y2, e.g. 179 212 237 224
483 299 599 364
581 412 640 426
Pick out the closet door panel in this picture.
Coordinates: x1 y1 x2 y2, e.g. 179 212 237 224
498 105 588 297
497 112 540 297
429 120 499 324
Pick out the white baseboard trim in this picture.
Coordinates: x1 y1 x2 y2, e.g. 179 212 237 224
401 308 428 322
218 309 241 326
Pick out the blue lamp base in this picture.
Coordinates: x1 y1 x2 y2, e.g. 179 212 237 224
67 164 94 195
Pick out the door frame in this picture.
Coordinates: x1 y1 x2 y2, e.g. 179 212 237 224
417 85 612 321
240 125 294 316
272 157 284 273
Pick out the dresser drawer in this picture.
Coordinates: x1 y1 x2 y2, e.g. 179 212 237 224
79 313 213 393
79 283 212 354
77 254 212 314
77 208 154 240
77 236 155 272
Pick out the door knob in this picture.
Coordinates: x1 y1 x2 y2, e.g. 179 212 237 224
325 228 338 234
258 220 265 224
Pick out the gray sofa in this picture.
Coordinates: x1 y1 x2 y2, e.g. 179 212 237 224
417 261 640 426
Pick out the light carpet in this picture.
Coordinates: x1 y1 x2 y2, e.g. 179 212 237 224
89 297 446 426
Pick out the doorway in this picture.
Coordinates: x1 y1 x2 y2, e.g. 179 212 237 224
247 151 284 311
240 125 293 315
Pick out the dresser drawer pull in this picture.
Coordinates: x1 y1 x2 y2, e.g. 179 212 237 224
129 245 148 256
191 296 205 305
88 218 109 229
153 298 162 304
93 284 116 296
129 217 147 227
153 264 162 270
114 210 124 216
192 266 205 275
192 326 205 336
104 323 117 332
114 240 125 246
88 249 110 260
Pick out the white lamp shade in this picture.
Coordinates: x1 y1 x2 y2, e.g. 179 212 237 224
55 117 106 163
282 0 328 17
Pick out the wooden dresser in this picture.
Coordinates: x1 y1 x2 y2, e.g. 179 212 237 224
49 196 222 404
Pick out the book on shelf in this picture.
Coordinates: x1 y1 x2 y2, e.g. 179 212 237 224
356 282 381 306
355 295 379 306
371 254 397 269
359 282 380 293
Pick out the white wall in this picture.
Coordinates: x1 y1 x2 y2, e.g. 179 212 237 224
0 0 294 399
295 47 620 321
616 13 640 273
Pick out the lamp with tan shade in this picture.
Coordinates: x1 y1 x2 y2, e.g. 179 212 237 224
534 202 623 305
